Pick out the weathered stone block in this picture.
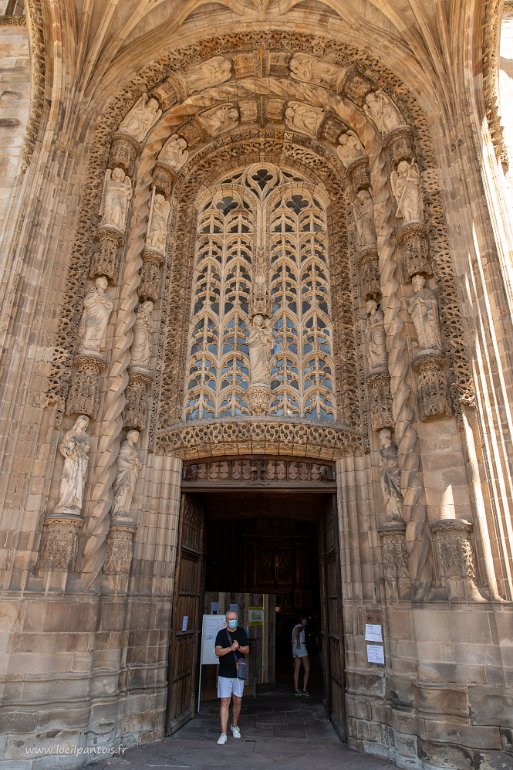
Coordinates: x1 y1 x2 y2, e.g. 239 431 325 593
468 686 513 727
414 684 469 718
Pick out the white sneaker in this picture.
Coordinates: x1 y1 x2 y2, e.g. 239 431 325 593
230 725 241 739
217 733 227 745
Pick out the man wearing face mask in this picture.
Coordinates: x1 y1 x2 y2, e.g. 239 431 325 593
214 610 250 745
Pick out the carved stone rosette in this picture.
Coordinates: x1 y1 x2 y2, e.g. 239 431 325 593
89 225 125 284
358 247 380 299
103 523 137 575
397 221 430 278
122 367 153 431
40 514 84 570
378 522 410 601
348 158 371 193
67 354 107 417
366 371 394 431
412 353 451 421
430 519 478 600
248 385 271 416
152 161 177 197
384 126 415 167
109 132 141 177
138 248 165 303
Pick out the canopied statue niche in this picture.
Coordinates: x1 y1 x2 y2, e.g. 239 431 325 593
184 163 336 423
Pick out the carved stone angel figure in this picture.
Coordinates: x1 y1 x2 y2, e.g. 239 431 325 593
111 430 143 520
200 103 239 136
131 301 154 369
390 160 424 222
184 56 232 94
407 274 442 351
365 300 387 371
100 168 132 232
78 276 114 356
289 52 343 88
54 415 91 515
146 194 170 254
248 314 273 387
284 101 324 137
158 134 188 171
337 130 366 168
352 188 376 249
379 428 404 522
364 90 404 135
118 94 162 142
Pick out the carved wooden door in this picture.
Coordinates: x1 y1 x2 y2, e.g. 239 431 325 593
319 494 346 739
166 494 205 734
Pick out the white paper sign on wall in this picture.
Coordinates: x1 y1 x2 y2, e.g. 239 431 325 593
200 614 229 665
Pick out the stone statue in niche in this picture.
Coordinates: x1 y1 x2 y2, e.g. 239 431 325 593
54 415 91 515
184 56 232 94
158 134 188 170
284 101 324 137
146 193 170 254
131 301 154 369
200 103 239 136
111 430 143 520
337 130 366 168
248 314 273 387
390 160 424 222
365 300 387 371
407 274 442 351
364 90 404 135
352 189 376 249
100 168 132 232
78 276 114 356
118 94 162 142
289 52 343 88
379 428 404 522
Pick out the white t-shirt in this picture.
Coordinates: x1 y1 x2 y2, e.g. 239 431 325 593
291 623 307 651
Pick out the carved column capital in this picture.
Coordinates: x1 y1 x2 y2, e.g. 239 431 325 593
122 367 153 431
40 514 84 570
90 225 125 283
366 371 394 431
430 518 479 599
358 247 380 299
67 354 107 417
109 132 141 176
152 162 177 197
384 126 415 166
412 352 451 421
348 158 371 193
248 385 271 416
138 248 165 303
397 221 431 278
378 522 410 600
339 65 375 105
103 523 137 575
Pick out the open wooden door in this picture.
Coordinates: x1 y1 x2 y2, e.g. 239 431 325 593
319 494 346 740
166 494 205 734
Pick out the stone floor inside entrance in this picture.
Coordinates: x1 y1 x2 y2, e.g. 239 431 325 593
98 689 395 770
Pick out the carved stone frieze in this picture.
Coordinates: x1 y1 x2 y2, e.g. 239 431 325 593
159 420 364 460
122 368 153 432
348 158 371 193
138 248 165 303
397 221 430 278
183 457 336 484
412 353 451 421
89 226 125 283
109 132 141 177
67 354 107 417
40 515 84 571
103 524 137 574
358 247 380 299
384 126 415 167
378 522 410 601
366 372 393 431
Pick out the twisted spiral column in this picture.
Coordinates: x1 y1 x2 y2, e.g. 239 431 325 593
371 146 433 600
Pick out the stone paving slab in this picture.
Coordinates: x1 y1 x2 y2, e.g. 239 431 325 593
96 691 395 770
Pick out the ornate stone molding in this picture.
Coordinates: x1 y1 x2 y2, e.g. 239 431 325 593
0 15 26 25
103 523 137 575
378 522 411 601
366 371 393 431
39 514 84 570
122 367 153 432
412 352 451 421
483 0 507 169
22 0 45 171
396 221 430 278
89 226 125 284
67 353 107 417
183 457 336 485
158 419 364 460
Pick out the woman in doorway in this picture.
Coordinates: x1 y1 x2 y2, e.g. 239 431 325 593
292 614 310 696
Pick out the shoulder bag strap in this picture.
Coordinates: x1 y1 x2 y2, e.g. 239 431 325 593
226 628 240 661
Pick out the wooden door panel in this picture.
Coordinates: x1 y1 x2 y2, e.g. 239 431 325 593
166 495 204 735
